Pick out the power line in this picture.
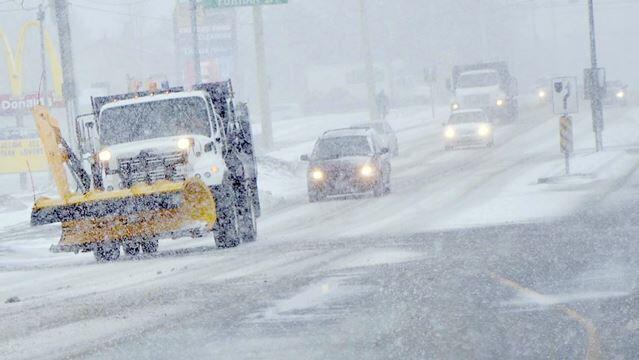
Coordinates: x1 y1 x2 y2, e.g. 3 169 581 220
71 0 154 7
67 1 172 22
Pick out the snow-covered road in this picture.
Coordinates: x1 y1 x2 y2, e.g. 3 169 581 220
2 104 639 359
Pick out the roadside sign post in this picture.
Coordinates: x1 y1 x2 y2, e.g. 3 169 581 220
552 77 578 175
424 67 437 123
203 0 288 150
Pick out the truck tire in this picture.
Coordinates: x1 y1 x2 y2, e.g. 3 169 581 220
141 238 159 254
94 241 120 262
250 176 261 218
123 241 141 256
211 177 241 249
234 179 257 243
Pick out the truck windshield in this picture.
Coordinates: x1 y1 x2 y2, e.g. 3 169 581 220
449 112 487 124
313 136 372 159
458 71 500 88
99 97 211 146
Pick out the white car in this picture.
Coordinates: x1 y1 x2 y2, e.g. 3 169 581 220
443 109 495 150
352 122 399 156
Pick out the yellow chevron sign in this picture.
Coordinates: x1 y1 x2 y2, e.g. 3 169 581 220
560 116 573 154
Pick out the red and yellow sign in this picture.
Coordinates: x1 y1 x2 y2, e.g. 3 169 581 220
0 138 48 174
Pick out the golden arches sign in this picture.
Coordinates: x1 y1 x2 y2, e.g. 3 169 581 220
0 20 63 97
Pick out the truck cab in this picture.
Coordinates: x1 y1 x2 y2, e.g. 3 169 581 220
96 91 227 191
449 62 519 123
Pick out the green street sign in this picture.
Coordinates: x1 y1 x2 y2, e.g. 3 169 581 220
203 0 288 8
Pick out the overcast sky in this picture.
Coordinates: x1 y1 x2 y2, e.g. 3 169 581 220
0 0 637 113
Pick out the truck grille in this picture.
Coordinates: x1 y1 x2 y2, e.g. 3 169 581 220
461 94 490 107
118 151 187 187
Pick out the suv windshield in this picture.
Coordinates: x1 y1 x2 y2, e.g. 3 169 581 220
449 112 487 124
458 71 500 88
313 136 372 159
99 97 211 146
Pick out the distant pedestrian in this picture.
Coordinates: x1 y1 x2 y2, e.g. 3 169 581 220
376 90 389 120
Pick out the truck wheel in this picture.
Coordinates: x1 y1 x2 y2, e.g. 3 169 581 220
94 241 120 262
250 177 261 218
141 238 159 254
212 178 240 249
235 182 257 243
123 241 141 256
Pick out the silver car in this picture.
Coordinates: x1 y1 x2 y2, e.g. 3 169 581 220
352 122 399 156
443 109 495 150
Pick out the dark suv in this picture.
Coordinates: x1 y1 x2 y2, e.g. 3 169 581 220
300 128 391 202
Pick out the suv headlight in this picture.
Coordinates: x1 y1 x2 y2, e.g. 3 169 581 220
478 124 491 137
310 168 325 181
360 164 375 177
444 127 456 139
496 99 505 107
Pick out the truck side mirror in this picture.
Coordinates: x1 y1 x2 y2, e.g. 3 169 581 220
300 154 310 162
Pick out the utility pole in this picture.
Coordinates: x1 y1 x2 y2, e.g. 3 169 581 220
587 0 604 152
253 5 273 149
38 4 48 105
190 0 202 84
53 0 79 149
549 0 559 70
359 0 377 121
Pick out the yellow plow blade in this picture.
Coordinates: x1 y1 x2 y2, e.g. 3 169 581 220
31 178 216 247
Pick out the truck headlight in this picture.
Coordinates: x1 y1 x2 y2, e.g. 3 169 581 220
360 164 375 177
616 91 625 98
177 137 193 150
451 103 459 111
98 150 111 162
444 127 456 139
311 168 325 181
496 99 505 107
478 124 491 137
538 90 547 99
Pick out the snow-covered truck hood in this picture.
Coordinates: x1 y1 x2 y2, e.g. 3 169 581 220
101 135 209 161
310 156 374 169
455 85 502 97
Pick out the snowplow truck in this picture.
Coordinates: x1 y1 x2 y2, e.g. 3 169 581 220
449 62 519 122
31 80 260 262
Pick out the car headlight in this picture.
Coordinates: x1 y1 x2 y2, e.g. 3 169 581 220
496 99 505 107
98 149 111 162
451 103 460 111
444 127 456 139
616 91 625 98
478 124 492 137
177 137 193 150
310 168 325 181
360 164 375 177
538 90 547 98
